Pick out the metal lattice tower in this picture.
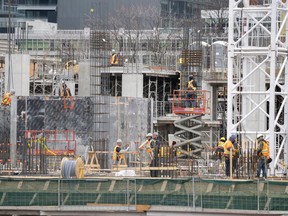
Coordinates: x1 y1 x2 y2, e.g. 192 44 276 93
227 0 288 175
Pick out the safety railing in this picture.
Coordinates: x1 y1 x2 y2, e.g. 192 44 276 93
0 177 286 213
172 90 211 115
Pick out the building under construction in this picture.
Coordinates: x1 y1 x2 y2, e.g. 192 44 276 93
0 0 287 215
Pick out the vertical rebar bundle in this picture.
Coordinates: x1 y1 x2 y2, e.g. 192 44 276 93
89 0 111 169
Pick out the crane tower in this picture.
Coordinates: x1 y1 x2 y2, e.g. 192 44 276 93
227 0 288 175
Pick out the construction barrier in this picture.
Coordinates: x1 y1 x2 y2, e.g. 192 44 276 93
0 177 286 212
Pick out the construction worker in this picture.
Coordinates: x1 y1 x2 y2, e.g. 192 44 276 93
110 52 121 66
1 92 12 106
139 133 153 161
256 134 270 179
215 137 226 160
150 132 160 148
150 132 161 177
223 134 239 177
61 81 72 97
112 139 129 165
186 76 197 108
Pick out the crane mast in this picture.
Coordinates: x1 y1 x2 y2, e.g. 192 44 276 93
227 0 288 175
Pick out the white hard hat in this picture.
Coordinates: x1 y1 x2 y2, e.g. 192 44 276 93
146 133 152 137
117 139 122 143
257 134 264 139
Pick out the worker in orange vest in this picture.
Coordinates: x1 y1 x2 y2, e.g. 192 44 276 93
112 139 129 165
215 137 226 160
1 92 12 106
256 134 270 179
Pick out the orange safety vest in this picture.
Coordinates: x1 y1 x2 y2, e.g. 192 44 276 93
260 141 270 158
110 53 119 65
145 140 152 154
1 93 11 106
223 140 238 158
217 140 225 149
112 145 123 161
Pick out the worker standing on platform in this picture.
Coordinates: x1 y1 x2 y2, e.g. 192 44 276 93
112 139 129 165
150 132 160 149
186 76 197 108
256 134 270 179
223 134 238 177
215 137 226 161
150 132 161 177
61 81 72 97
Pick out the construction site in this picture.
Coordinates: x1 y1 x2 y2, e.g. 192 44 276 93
0 0 287 215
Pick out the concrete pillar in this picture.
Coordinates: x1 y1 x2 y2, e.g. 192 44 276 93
122 74 143 98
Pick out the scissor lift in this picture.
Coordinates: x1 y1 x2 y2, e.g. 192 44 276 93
172 90 210 158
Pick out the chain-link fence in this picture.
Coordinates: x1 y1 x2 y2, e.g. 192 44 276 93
0 177 287 212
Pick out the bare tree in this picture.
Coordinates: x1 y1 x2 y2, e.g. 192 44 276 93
205 0 229 38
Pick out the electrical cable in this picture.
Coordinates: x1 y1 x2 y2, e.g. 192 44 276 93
61 159 76 179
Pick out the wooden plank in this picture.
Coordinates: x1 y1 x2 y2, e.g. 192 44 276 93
96 182 101 191
136 205 151 212
258 182 265 192
17 181 23 189
95 194 102 204
264 197 271 210
43 181 50 191
87 203 151 212
160 180 168 192
225 197 233 209
109 180 116 191
138 184 143 192
175 184 182 192
229 184 235 193
0 192 6 205
63 194 69 205
206 183 213 193
29 193 38 205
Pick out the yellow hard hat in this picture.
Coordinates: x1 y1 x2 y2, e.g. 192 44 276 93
220 137 226 141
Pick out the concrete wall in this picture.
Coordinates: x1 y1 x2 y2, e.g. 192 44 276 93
122 74 143 98
5 54 30 96
78 61 90 96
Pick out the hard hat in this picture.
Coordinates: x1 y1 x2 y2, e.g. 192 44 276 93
229 134 236 142
116 139 122 143
146 133 152 137
220 137 226 141
153 132 158 136
257 134 264 139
